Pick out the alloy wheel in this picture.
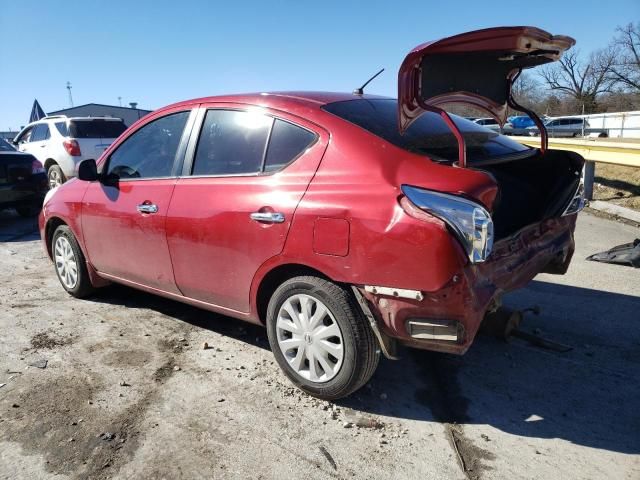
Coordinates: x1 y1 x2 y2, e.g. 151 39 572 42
275 294 344 383
48 168 62 189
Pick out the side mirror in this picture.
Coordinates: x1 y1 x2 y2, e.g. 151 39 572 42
77 159 98 181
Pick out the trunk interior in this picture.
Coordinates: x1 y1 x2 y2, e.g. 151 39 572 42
478 150 584 240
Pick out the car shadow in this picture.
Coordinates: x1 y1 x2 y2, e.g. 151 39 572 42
339 280 640 456
0 209 40 242
86 279 639 456
88 284 269 351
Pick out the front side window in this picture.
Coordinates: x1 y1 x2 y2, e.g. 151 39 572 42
107 111 189 179
16 127 33 144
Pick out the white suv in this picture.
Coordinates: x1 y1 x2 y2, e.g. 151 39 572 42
12 116 127 188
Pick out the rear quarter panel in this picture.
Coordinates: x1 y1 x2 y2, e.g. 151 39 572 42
250 114 499 312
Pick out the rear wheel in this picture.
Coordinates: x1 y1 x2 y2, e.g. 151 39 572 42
266 276 379 400
51 225 94 298
47 164 66 189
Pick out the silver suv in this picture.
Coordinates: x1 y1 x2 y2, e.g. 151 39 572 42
13 116 127 188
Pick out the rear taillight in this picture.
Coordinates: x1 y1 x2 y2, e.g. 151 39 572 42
32 160 45 174
63 139 81 156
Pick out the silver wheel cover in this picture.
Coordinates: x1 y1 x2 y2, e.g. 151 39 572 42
54 236 78 289
275 293 344 383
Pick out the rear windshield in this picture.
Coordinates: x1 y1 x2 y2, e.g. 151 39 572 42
322 99 531 163
69 120 127 139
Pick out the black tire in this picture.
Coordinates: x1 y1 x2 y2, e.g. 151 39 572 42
51 225 95 298
47 164 66 189
16 202 41 217
266 276 379 400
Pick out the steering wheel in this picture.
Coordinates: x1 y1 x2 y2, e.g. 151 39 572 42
110 165 140 179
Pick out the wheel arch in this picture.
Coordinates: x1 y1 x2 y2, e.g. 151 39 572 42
254 263 333 325
44 159 58 171
44 216 68 259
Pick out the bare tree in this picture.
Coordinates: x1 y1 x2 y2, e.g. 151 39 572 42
608 22 640 92
540 49 616 113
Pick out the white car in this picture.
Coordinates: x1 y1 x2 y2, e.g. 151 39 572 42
12 116 127 188
473 117 502 132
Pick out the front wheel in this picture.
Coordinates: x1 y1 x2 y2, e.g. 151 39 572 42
266 276 379 400
51 225 95 298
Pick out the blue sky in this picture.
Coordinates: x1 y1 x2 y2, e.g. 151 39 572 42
1 0 638 130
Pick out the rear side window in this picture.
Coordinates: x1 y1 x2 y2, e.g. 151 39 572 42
70 120 127 139
323 99 529 163
107 111 189 179
55 122 69 136
264 119 316 172
192 110 317 176
30 124 50 142
192 110 272 176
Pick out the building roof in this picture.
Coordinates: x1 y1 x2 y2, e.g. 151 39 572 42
48 103 152 115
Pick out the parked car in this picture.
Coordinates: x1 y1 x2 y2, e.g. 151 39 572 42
39 27 585 399
501 115 536 135
0 138 47 216
473 117 501 132
526 117 608 138
13 116 128 188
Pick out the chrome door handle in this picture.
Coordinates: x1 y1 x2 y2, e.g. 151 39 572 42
250 212 285 223
137 203 158 214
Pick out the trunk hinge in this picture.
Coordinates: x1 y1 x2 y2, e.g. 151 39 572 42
412 66 468 168
417 97 467 168
507 69 548 154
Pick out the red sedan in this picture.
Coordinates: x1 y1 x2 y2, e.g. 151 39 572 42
39 27 585 399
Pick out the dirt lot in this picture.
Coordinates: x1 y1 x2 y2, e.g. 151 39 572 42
593 163 640 211
0 210 639 480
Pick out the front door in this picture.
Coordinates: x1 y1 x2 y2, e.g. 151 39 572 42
166 106 327 313
19 124 49 163
82 109 193 293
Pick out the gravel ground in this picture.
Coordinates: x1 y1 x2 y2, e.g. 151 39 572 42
0 209 638 480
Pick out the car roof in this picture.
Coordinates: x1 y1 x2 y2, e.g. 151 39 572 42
159 91 390 112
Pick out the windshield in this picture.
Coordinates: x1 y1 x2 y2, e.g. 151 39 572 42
322 99 531 163
69 120 127 139
0 139 15 151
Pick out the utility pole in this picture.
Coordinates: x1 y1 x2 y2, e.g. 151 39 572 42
118 96 122 107
66 81 74 107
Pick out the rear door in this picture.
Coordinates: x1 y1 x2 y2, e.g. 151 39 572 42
82 108 195 292
166 105 328 313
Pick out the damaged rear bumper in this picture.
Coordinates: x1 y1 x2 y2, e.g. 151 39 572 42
357 215 577 355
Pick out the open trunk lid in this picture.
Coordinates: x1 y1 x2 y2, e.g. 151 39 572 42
398 26 575 163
